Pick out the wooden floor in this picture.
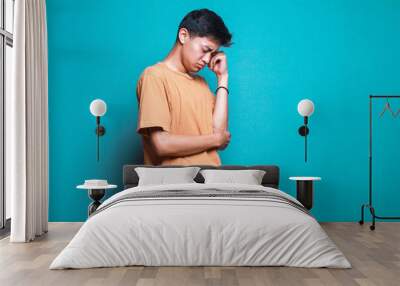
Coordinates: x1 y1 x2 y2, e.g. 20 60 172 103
0 222 399 286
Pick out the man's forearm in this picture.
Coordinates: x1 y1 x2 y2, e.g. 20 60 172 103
150 131 220 157
212 75 229 131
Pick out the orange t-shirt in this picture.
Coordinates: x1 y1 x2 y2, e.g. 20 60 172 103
136 62 221 166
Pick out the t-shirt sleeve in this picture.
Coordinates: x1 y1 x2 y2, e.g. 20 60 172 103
136 71 171 135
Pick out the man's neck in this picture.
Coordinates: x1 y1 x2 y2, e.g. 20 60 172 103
162 45 191 75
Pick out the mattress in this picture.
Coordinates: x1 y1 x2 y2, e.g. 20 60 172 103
50 183 351 269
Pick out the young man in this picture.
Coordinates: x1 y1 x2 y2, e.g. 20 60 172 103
136 9 232 166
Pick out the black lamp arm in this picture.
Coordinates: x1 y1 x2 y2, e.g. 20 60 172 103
298 116 310 162
95 116 106 162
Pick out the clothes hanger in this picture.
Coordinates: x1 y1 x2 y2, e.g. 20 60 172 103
393 105 400 118
379 97 396 118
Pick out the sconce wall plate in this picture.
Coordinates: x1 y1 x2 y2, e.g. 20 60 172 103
298 125 309 136
96 125 106 136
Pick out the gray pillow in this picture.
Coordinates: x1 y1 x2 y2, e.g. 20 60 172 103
200 169 266 185
135 167 201 186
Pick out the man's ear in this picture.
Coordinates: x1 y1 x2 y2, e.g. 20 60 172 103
178 28 190 44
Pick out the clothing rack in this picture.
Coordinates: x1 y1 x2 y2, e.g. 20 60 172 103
359 95 400 230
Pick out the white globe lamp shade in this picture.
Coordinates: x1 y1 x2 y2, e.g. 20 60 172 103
297 99 314 117
90 99 107 117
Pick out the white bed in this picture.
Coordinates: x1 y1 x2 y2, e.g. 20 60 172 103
50 182 351 269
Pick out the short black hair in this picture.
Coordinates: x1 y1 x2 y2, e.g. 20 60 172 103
176 9 232 47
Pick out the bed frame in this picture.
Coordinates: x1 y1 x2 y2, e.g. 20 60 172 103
123 165 280 189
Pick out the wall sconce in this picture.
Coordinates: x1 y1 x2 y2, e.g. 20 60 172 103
89 99 107 162
297 99 315 162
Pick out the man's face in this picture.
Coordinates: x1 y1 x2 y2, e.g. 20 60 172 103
179 29 220 73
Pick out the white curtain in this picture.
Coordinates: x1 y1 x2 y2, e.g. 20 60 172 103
7 0 49 242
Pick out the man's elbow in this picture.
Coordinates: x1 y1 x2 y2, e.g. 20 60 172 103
149 130 172 157
153 142 170 157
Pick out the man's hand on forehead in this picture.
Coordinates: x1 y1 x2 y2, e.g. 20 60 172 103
208 51 228 78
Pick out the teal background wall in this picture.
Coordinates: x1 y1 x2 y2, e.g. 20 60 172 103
47 0 400 222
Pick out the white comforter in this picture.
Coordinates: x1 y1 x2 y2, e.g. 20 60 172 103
50 183 351 269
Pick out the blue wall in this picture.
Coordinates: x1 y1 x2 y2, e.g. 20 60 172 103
47 0 400 222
